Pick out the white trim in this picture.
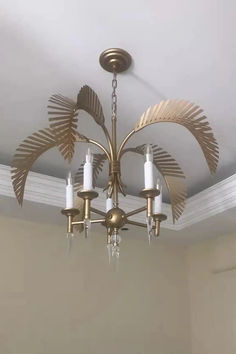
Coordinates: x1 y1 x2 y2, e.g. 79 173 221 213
1 164 236 231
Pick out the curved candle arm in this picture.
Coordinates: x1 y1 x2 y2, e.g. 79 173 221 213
102 124 114 161
117 130 135 160
75 134 111 162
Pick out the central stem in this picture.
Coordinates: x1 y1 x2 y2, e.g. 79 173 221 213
112 115 117 158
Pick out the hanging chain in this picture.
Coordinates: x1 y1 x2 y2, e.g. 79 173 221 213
111 71 117 121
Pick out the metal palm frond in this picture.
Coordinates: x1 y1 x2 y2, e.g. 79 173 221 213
74 153 108 192
11 128 60 206
77 85 105 126
135 100 219 174
48 94 78 163
121 144 187 223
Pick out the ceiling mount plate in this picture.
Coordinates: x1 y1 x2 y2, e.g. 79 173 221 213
99 48 132 73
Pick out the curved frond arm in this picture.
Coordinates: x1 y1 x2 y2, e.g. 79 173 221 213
77 85 113 158
77 85 105 126
11 128 61 206
48 94 78 163
121 144 187 223
74 153 108 192
135 100 219 174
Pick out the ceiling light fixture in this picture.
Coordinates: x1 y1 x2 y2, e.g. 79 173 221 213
11 48 219 260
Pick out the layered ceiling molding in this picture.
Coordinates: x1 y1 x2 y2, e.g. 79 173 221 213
0 164 235 231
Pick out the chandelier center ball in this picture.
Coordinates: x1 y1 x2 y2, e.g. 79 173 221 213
99 48 132 73
105 207 127 229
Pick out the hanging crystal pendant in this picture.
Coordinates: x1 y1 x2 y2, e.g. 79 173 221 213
84 218 91 238
106 229 112 264
146 216 153 244
106 230 121 270
111 231 122 259
106 244 112 264
66 232 74 256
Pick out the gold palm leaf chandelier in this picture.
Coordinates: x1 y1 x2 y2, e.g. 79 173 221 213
11 48 219 259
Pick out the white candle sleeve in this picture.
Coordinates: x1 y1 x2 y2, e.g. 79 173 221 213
144 161 154 189
66 172 74 208
144 145 154 189
83 148 93 190
106 197 113 212
154 186 162 214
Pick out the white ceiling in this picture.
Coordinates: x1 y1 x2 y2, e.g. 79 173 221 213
0 0 236 200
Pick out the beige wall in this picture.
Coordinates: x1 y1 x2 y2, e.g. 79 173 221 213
187 232 236 354
0 215 191 354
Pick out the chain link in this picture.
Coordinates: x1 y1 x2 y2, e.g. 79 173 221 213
111 72 117 120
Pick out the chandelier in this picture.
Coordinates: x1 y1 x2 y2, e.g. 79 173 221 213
11 48 218 259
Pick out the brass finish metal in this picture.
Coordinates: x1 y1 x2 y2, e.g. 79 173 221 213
139 188 160 199
126 206 147 218
84 199 91 220
105 207 127 229
72 218 105 226
121 144 186 223
61 208 80 217
139 189 159 219
77 190 98 221
73 195 85 232
99 48 132 73
134 100 219 174
61 208 80 234
77 190 99 200
48 95 79 163
153 213 168 222
75 135 111 161
153 213 167 237
127 220 148 228
77 85 105 126
77 85 114 158
91 218 106 224
11 47 219 241
110 160 120 174
12 128 60 206
90 207 106 217
117 130 135 160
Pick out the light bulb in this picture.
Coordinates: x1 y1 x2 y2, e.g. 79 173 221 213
86 148 93 163
145 144 153 162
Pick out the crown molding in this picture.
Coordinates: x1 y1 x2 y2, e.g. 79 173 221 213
0 164 236 231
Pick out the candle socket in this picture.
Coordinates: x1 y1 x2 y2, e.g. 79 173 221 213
139 188 160 199
153 213 167 237
77 190 98 221
139 188 160 217
61 208 80 234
